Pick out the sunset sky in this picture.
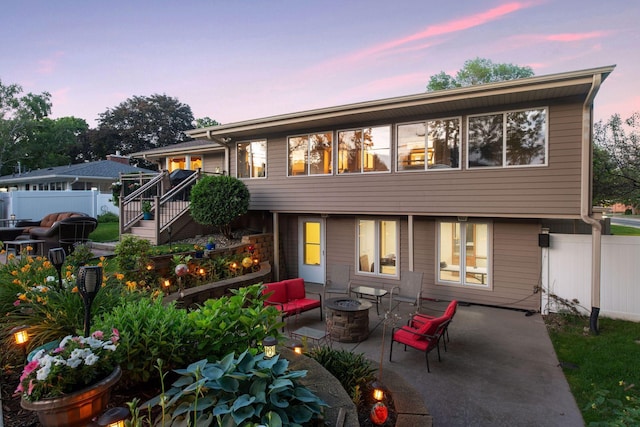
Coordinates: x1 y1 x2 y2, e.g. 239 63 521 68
2 1 638 128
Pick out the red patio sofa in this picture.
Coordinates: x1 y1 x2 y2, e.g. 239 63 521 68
262 278 323 320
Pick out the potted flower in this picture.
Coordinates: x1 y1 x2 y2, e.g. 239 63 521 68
17 329 122 427
194 244 205 258
206 237 216 250
141 200 153 220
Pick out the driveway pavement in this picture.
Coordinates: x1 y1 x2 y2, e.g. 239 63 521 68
289 287 584 427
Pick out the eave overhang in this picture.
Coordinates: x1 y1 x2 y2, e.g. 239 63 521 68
186 65 615 141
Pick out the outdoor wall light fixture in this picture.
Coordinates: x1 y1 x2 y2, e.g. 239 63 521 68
48 247 66 290
77 266 103 337
263 336 277 358
10 213 16 221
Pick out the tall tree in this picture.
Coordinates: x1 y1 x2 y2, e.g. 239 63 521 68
194 117 221 128
593 112 640 208
426 58 534 91
0 80 52 175
96 94 195 155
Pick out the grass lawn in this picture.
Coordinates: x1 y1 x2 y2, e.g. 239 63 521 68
546 314 640 425
610 224 640 236
88 221 119 242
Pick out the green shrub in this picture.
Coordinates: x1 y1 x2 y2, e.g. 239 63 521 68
94 297 194 386
308 347 377 403
97 211 119 223
186 284 284 361
114 235 153 285
142 351 327 426
190 175 250 239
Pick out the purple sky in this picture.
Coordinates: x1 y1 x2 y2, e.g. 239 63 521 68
2 1 638 128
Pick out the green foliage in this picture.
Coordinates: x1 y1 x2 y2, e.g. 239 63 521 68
114 235 153 284
610 225 640 236
585 381 639 426
593 112 640 209
141 200 152 213
307 347 377 402
0 254 136 364
98 211 119 223
93 297 194 386
190 175 250 239
65 243 95 270
143 350 327 426
426 57 534 91
0 79 53 175
547 315 640 424
187 284 284 361
96 94 195 158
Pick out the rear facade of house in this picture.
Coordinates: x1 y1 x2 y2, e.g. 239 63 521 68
184 66 613 312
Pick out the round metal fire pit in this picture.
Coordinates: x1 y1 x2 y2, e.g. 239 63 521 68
325 297 372 342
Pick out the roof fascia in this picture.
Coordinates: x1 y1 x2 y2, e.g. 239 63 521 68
186 65 615 139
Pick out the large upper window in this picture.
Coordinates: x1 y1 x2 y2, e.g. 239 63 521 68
468 108 547 168
438 221 490 287
237 140 267 178
357 219 398 276
287 132 333 176
338 126 390 174
397 118 461 171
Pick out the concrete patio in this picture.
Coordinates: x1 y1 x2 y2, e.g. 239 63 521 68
286 284 584 427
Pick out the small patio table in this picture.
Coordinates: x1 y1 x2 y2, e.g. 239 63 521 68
351 285 388 315
290 326 330 348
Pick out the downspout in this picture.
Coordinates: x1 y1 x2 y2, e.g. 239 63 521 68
580 73 603 334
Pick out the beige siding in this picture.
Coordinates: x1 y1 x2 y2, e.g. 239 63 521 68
287 215 540 311
241 102 585 218
202 152 226 174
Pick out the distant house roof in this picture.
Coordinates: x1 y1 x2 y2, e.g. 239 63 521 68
0 160 157 185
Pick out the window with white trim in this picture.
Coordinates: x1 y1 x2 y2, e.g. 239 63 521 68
397 117 461 171
438 221 490 286
237 140 266 178
338 126 390 174
287 132 333 176
357 219 398 276
468 108 547 168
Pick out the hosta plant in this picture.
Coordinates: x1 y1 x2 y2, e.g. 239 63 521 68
143 350 327 426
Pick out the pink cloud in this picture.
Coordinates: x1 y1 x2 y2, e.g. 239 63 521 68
347 2 537 62
37 51 65 75
546 31 609 42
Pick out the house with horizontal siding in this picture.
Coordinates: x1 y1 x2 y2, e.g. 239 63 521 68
137 65 615 313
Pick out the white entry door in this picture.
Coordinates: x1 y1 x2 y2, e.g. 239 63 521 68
298 217 325 284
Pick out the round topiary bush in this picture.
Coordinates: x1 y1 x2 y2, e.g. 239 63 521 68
189 175 250 239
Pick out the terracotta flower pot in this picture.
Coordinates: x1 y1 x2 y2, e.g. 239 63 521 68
21 365 122 427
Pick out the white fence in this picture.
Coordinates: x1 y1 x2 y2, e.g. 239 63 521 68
0 190 117 221
543 234 640 321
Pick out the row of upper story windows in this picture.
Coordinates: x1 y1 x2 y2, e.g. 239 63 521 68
236 107 548 179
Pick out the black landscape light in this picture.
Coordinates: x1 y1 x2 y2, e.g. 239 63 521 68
77 266 103 337
48 247 66 290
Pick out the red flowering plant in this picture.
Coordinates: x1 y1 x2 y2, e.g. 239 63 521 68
15 329 120 401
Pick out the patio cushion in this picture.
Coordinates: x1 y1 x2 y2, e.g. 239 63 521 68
284 298 321 313
284 278 306 300
264 281 288 304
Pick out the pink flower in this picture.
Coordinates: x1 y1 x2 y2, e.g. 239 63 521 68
111 328 120 343
13 300 20 306
92 330 104 339
27 379 36 396
20 360 39 381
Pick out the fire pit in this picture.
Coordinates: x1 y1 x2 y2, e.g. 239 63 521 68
325 297 372 342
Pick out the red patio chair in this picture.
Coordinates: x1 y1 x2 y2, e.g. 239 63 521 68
389 315 450 372
412 300 458 347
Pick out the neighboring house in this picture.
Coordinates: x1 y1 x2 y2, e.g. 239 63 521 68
133 65 614 313
0 155 157 193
